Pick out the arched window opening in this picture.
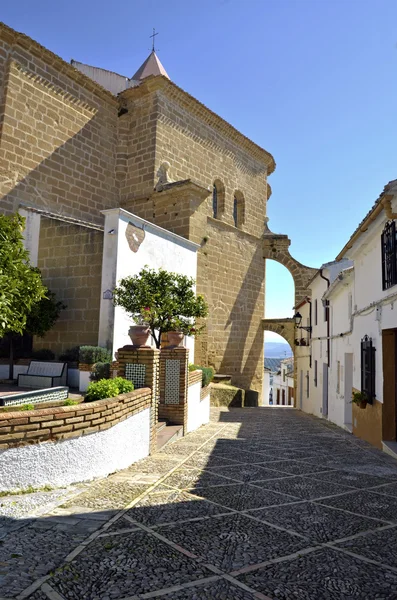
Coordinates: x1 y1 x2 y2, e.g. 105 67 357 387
212 184 218 218
212 179 225 217
233 191 245 228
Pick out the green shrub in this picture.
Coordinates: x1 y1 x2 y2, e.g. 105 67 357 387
64 399 79 406
21 403 35 411
189 364 215 387
31 348 55 361
79 346 112 365
59 346 80 363
90 362 111 382
85 377 134 402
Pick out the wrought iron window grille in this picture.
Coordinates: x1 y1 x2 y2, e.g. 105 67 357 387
361 335 376 404
381 220 397 290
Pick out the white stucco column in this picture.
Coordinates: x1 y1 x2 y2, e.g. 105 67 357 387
19 208 41 267
98 209 119 353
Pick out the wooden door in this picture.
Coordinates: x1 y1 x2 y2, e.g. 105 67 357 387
382 329 397 441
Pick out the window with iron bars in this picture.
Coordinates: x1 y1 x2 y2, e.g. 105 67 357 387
381 221 397 290
361 335 375 404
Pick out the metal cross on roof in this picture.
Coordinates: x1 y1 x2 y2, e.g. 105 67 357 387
150 28 159 52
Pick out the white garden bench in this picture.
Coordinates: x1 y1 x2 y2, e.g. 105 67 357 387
18 361 68 389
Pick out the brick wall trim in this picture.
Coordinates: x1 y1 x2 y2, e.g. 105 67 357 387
0 388 151 449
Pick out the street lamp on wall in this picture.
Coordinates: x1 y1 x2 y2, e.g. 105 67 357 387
293 312 312 333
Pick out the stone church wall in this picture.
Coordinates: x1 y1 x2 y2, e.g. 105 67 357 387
0 27 119 222
120 85 270 397
154 90 269 238
35 219 103 354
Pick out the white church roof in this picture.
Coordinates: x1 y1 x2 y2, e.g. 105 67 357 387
71 51 169 95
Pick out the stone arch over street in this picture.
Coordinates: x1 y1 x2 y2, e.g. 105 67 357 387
263 224 317 306
262 318 295 349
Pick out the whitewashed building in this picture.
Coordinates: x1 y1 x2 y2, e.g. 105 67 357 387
271 358 294 406
295 179 397 454
98 208 199 359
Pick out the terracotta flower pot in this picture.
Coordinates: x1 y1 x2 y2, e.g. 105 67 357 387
128 325 151 347
167 331 184 347
359 400 367 409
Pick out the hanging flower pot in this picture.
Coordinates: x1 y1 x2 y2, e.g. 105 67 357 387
351 391 368 410
167 331 185 347
128 325 151 347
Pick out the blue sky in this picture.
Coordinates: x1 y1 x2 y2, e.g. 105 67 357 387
3 0 397 342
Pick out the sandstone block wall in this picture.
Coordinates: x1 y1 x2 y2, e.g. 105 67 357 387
119 84 272 398
35 219 103 354
154 89 269 238
0 26 119 222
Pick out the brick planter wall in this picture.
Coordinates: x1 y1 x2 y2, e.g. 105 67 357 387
188 370 202 387
0 389 152 492
0 389 151 449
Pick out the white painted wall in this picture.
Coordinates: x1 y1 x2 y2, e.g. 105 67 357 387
186 382 210 433
0 365 78 388
79 370 91 393
272 364 294 406
98 209 199 360
0 408 150 492
294 300 315 415
19 209 41 267
262 370 271 405
0 364 28 380
297 189 397 440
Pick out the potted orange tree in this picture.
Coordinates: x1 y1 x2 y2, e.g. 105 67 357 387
113 267 208 349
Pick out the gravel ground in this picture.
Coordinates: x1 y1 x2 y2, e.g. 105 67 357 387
2 407 397 600
158 512 311 571
191 481 299 511
318 489 397 522
162 466 238 489
152 577 258 599
253 474 353 500
237 547 397 599
336 526 397 568
0 487 79 520
247 500 386 543
124 489 231 527
52 530 211 599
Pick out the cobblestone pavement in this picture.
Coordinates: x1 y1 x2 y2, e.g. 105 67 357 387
2 408 397 599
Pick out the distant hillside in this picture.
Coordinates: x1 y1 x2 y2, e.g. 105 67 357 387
264 342 293 358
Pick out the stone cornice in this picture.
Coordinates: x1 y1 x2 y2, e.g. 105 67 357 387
207 216 263 243
10 60 98 115
0 21 118 106
121 76 276 173
155 178 211 198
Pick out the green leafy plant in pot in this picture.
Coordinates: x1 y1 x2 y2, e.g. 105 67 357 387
113 267 208 349
351 390 368 409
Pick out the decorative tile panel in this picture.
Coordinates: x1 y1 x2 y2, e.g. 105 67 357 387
165 359 180 404
125 364 146 389
0 386 69 407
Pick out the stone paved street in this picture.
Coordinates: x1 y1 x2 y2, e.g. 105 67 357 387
2 407 397 599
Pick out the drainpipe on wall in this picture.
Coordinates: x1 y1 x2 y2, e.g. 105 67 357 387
307 298 312 368
320 269 330 367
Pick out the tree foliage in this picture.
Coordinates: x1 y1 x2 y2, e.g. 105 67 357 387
113 267 208 348
0 214 46 337
25 286 66 337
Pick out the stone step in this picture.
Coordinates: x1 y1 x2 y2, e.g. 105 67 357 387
213 373 232 385
157 424 184 451
156 420 167 433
